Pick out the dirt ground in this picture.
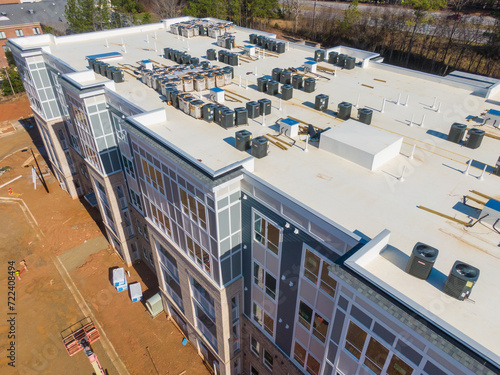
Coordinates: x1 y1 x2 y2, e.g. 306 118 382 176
0 95 209 375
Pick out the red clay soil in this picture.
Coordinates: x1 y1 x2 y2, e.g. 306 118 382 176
0 95 33 123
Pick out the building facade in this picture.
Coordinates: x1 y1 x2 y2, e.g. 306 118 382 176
0 22 41 68
7 17 500 375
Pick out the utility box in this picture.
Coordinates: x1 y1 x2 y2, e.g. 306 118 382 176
252 136 269 159
112 268 126 287
235 130 252 151
484 109 500 127
304 61 317 73
129 282 142 303
246 101 260 119
280 118 300 138
210 87 225 103
140 60 153 70
245 45 256 56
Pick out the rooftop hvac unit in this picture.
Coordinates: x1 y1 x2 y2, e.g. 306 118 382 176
228 54 239 67
358 108 373 125
190 100 204 119
99 62 108 76
202 103 216 122
337 102 352 120
292 74 303 90
276 42 286 54
337 54 347 67
252 136 269 158
494 156 500 177
215 72 225 87
112 268 126 287
221 109 235 129
345 57 356 70
183 76 194 92
280 70 292 85
447 123 467 144
246 101 260 119
214 105 228 125
129 282 143 303
281 84 293 101
145 293 164 318
314 49 325 62
268 40 277 52
258 98 272 115
93 60 101 73
328 51 339 64
315 94 329 112
464 128 485 149
249 34 257 44
272 68 282 82
111 68 124 83
206 73 216 89
267 80 279 96
87 58 96 71
257 77 268 92
235 130 252 151
304 77 316 93
443 261 480 301
224 66 234 79
194 75 207 91
405 242 439 280
170 90 180 108
234 107 248 125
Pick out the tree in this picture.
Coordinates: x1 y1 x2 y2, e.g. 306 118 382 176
150 0 186 19
282 0 302 33
65 0 112 33
338 1 361 35
403 0 447 67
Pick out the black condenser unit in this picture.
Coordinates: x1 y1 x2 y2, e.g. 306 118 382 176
337 54 347 67
276 42 286 54
202 103 216 122
292 74 303 90
304 78 316 93
447 123 467 144
221 109 235 129
464 128 485 149
235 130 252 151
251 136 269 158
405 242 439 280
267 80 279 96
443 261 480 301
234 107 248 125
258 98 271 115
280 70 292 85
315 94 329 112
257 77 268 92
272 68 282 82
281 85 293 101
358 108 373 125
246 101 260 119
328 51 339 64
337 102 352 120
314 49 325 62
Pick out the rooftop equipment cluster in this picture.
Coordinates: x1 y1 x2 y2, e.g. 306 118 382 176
314 50 356 70
447 123 485 149
87 59 124 83
164 48 201 66
205 49 239 66
170 20 234 39
217 34 235 50
248 34 286 54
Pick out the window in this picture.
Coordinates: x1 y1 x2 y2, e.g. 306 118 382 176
386 354 413 375
250 366 259 375
364 337 389 375
345 321 367 360
143 225 149 241
254 213 280 255
0 32 6 40
179 187 207 230
141 158 164 195
298 301 313 330
254 263 277 300
186 234 211 275
306 354 321 375
312 312 329 343
250 336 260 357
15 29 24 37
263 313 274 336
253 303 262 325
303 248 337 299
32 27 41 35
129 189 142 211
304 249 320 283
137 219 143 234
122 156 135 179
263 350 273 371
293 342 307 366
150 201 172 237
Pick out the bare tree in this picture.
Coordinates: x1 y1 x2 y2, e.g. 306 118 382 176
149 0 186 19
282 0 303 33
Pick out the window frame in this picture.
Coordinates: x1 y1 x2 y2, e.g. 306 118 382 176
250 335 260 357
253 212 281 256
15 29 24 37
302 247 337 299
263 349 273 371
0 31 6 40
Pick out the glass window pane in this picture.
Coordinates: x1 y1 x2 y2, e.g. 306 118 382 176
265 273 276 299
294 342 306 366
345 321 367 359
298 301 313 329
253 303 262 325
387 354 414 375
312 313 329 343
254 216 266 245
306 355 321 375
304 249 320 284
254 263 264 289
320 261 337 297
264 313 274 336
364 337 389 375
267 222 279 254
